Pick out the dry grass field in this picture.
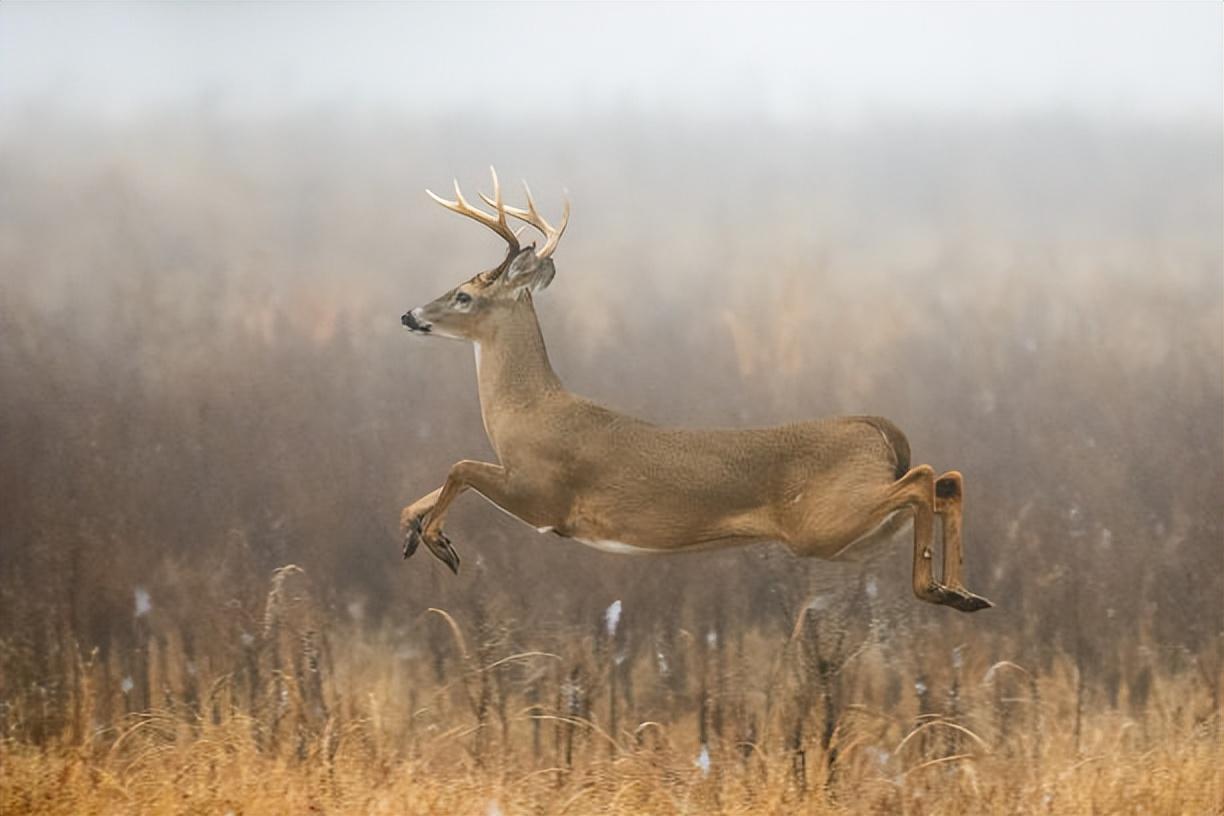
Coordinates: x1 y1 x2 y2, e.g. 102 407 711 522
1 111 1221 814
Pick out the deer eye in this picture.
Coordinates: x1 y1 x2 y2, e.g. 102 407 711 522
454 292 472 306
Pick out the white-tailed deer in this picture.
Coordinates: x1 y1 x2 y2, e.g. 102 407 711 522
400 169 992 612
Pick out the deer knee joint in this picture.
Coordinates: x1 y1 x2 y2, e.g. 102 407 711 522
935 478 961 501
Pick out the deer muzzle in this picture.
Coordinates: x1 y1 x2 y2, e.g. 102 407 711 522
401 309 431 333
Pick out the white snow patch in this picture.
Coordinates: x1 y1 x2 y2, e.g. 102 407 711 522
605 600 622 637
134 587 152 618
695 744 711 775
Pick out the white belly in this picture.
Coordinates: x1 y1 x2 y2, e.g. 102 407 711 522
573 536 656 555
530 524 656 555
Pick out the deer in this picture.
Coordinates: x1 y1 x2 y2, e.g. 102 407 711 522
399 168 992 613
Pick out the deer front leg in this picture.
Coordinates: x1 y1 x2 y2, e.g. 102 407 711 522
401 487 442 560
410 460 508 574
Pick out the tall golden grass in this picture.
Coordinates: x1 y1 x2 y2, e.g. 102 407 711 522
1 111 1221 813
1 567 1220 814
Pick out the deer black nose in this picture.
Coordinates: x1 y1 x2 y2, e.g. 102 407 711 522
402 310 430 332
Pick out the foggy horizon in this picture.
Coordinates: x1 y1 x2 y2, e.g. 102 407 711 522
2 2 1221 124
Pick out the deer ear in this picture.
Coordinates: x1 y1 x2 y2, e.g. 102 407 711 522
505 248 556 293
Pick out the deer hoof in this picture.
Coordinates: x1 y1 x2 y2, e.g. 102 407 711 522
915 582 992 612
401 505 429 559
948 588 993 613
424 530 461 575
402 516 424 560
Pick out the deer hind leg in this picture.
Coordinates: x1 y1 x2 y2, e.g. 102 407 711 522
934 471 966 589
892 465 939 600
935 470 992 610
892 465 992 613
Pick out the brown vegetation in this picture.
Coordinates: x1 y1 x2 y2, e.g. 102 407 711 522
1 112 1221 813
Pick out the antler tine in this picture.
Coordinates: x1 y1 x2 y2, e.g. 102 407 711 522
488 166 505 224
482 179 570 259
540 195 570 259
425 167 519 255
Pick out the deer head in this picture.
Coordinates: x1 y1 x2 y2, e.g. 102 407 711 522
402 167 569 342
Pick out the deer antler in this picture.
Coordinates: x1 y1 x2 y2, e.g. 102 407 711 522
481 181 570 259
427 167 520 258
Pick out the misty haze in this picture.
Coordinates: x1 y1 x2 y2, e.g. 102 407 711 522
1 3 1221 814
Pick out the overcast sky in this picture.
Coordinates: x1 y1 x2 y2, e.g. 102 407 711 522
1 2 1220 123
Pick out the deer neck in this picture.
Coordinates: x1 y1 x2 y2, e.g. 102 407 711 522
473 294 562 426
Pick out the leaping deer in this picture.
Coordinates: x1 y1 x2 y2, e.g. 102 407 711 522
399 169 992 612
